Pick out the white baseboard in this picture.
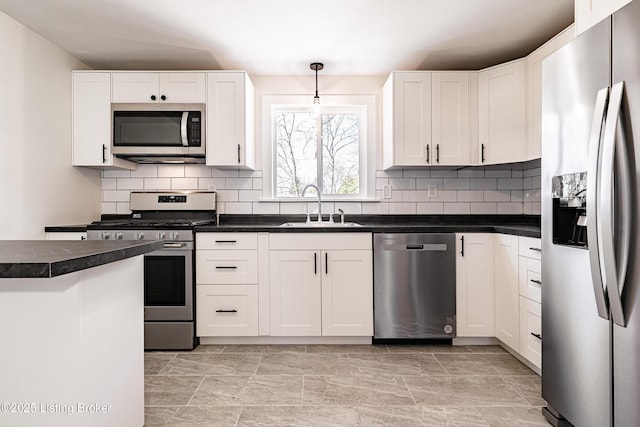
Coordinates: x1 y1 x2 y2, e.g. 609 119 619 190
199 336 373 345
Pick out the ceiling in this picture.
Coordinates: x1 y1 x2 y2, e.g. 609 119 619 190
0 0 574 76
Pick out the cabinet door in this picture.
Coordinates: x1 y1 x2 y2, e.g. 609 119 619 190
526 27 574 160
432 72 471 165
494 234 520 350
455 233 495 337
392 72 432 165
45 232 87 240
72 72 112 166
112 72 160 103
206 72 255 169
269 251 321 336
519 296 541 369
159 73 206 103
321 250 373 336
478 60 526 164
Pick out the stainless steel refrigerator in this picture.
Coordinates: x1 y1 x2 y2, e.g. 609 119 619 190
541 1 640 426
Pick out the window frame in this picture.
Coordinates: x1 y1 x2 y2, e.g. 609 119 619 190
261 94 376 202
272 105 366 199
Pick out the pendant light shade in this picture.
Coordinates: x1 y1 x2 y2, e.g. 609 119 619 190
310 62 323 105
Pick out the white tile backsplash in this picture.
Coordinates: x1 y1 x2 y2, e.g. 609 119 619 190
101 163 541 216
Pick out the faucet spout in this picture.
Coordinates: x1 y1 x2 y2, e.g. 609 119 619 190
302 184 322 223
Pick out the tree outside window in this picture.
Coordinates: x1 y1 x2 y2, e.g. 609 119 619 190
274 107 363 198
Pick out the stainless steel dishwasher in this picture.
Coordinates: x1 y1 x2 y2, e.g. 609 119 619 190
373 233 456 339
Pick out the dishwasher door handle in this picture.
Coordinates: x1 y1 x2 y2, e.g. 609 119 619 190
405 244 447 251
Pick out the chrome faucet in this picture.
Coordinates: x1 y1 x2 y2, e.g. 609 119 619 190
338 208 345 224
302 184 322 223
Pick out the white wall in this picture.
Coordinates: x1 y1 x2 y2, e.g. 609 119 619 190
0 11 102 239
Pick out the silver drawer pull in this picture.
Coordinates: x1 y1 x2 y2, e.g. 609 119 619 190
529 247 542 252
216 266 238 270
216 309 238 313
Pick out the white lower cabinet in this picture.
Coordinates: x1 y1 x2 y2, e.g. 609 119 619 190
321 250 373 336
196 232 259 337
455 233 495 337
517 236 542 370
269 233 373 337
494 234 520 351
269 250 322 336
519 296 542 368
196 285 258 336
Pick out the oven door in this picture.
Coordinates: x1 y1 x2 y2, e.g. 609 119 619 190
143 243 193 322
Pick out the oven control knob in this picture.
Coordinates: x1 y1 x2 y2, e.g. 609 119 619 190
101 232 111 240
135 232 145 240
115 232 123 240
170 231 180 240
157 232 166 240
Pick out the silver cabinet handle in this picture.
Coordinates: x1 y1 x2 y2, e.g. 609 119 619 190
600 81 630 327
586 87 610 321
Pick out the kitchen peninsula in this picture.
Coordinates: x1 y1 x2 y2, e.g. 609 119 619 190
0 240 162 427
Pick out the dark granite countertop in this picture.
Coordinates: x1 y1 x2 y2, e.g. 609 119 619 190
195 215 541 238
44 225 88 232
0 240 163 279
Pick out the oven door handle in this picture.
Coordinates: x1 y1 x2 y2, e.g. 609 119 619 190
163 242 187 249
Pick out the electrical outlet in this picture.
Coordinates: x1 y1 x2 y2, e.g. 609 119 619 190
428 184 437 199
383 185 392 199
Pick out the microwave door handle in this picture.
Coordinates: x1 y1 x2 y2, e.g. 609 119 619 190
587 87 610 320
181 112 189 147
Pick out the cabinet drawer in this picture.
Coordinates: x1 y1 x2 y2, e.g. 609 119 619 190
196 285 258 336
518 236 541 259
519 296 541 369
518 256 542 303
196 250 257 284
197 233 258 250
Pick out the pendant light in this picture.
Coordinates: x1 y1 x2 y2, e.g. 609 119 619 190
310 62 323 106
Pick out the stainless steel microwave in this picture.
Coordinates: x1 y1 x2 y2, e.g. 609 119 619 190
112 103 205 163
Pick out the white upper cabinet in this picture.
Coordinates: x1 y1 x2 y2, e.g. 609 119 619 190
383 71 476 168
478 59 526 165
383 72 432 167
432 72 476 165
72 71 134 169
112 72 206 103
206 72 255 169
575 0 632 35
525 26 574 161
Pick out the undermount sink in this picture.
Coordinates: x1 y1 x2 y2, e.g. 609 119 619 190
279 222 363 228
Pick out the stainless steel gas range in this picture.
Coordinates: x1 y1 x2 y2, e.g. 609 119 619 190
87 191 216 350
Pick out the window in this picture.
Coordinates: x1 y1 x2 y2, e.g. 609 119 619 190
273 106 366 198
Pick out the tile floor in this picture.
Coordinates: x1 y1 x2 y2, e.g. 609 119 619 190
144 344 549 426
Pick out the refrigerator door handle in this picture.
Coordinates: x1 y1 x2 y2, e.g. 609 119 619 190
600 81 630 327
586 87 610 320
